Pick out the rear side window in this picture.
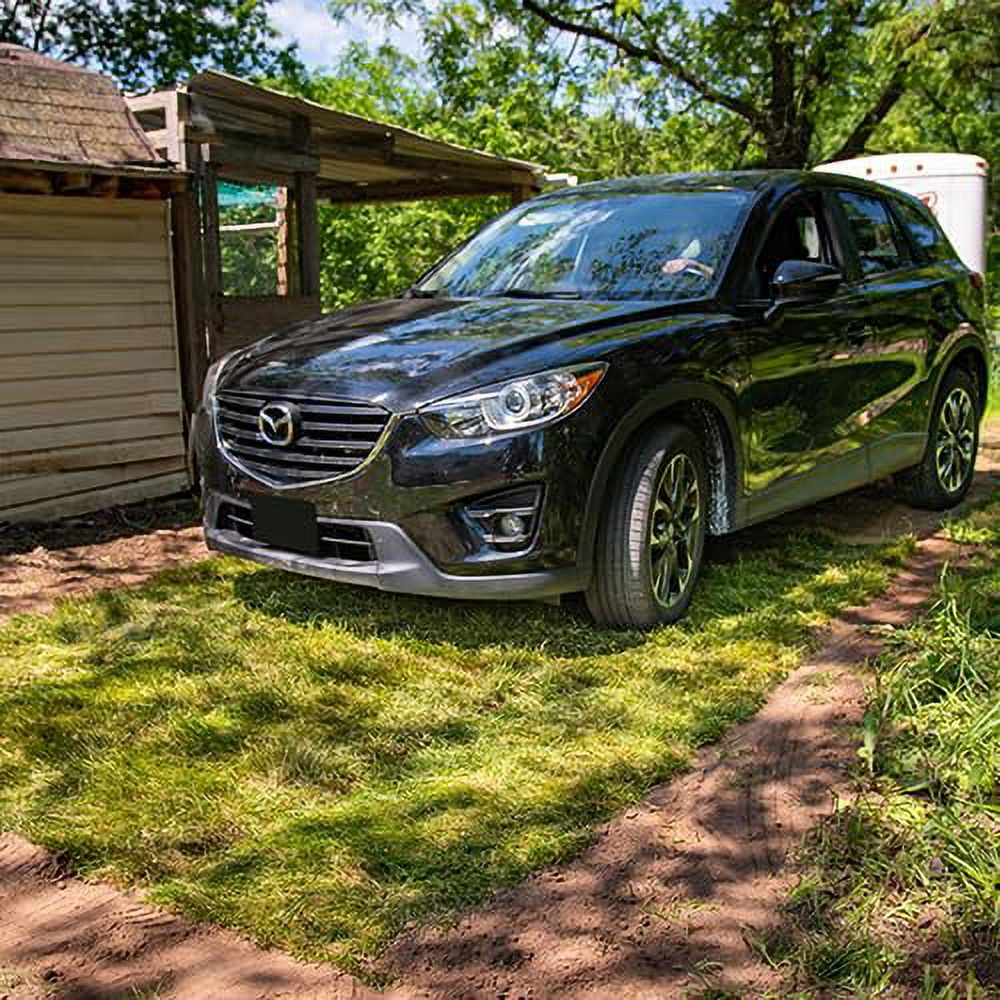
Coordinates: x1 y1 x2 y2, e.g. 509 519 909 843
835 191 908 276
892 196 954 263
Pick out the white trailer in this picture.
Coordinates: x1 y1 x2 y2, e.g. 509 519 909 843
815 152 989 275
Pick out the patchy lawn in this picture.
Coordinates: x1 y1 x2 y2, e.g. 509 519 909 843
0 523 914 976
754 498 999 996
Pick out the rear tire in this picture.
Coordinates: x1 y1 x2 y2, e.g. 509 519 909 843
586 424 707 628
894 367 979 510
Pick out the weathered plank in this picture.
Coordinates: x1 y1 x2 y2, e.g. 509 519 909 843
0 238 169 260
0 436 185 475
0 457 186 508
0 258 171 284
0 194 167 218
0 348 177 378
4 414 183 454
0 391 181 431
0 304 174 332
1 283 172 307
0 470 189 523
0 327 176 354
0 370 179 406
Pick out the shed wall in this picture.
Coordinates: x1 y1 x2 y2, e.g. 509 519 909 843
0 194 188 521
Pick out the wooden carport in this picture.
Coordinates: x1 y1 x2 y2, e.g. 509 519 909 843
127 74 544 419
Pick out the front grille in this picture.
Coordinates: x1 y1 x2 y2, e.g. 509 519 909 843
217 502 376 562
215 389 391 485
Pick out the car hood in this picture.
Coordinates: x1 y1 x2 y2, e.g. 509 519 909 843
221 296 702 410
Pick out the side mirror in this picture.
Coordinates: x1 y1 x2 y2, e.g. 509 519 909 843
769 260 842 310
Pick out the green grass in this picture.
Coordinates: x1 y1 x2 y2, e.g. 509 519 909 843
0 524 914 976
756 499 999 997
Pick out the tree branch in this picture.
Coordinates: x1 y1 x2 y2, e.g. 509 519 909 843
1 0 23 42
521 0 765 127
828 21 931 162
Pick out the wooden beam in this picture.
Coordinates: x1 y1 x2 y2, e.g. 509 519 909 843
204 137 320 175
319 179 523 204
295 172 320 298
170 186 208 419
200 157 224 358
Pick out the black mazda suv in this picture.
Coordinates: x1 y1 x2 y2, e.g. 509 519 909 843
196 171 990 627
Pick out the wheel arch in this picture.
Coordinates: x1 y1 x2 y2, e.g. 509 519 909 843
579 382 743 572
946 343 990 417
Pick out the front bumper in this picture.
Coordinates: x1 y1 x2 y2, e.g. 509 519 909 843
195 391 611 598
204 493 585 600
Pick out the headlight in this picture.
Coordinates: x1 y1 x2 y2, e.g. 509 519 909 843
419 363 607 439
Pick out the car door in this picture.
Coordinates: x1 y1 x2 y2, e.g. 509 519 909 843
823 188 934 475
734 189 876 509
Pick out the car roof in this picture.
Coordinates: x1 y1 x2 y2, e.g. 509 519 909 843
534 169 891 201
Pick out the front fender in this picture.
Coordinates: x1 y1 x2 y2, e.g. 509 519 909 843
576 380 744 573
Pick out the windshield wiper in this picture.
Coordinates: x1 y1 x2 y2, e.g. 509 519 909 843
406 287 442 299
494 288 582 300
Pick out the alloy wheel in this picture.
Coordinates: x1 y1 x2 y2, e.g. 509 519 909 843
935 386 975 494
649 452 701 610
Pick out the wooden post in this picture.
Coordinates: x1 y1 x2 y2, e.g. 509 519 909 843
200 157 224 358
170 187 208 420
295 171 320 299
510 182 534 206
276 186 292 296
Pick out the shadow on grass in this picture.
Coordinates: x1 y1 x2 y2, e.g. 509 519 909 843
0 518 906 970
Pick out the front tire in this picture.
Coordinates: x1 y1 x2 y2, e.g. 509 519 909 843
586 424 707 628
894 368 979 510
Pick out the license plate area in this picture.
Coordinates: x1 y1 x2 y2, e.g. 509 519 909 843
250 494 320 556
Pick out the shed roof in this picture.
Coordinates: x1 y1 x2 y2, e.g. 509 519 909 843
0 44 172 175
154 71 544 202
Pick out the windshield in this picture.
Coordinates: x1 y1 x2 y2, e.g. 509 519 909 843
415 188 750 301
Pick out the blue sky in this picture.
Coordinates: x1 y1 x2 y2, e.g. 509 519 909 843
269 0 423 70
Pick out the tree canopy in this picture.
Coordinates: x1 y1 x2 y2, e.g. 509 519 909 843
0 0 301 90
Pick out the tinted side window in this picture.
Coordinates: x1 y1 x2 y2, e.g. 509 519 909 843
752 196 832 297
892 196 954 263
835 191 908 276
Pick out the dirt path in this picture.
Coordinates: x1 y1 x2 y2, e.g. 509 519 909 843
0 835 397 1000
378 533 965 998
0 529 970 999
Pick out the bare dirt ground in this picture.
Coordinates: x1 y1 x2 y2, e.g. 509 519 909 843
377 534 967 999
0 426 996 999
0 496 207 620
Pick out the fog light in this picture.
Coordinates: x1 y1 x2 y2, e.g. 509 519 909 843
498 513 527 538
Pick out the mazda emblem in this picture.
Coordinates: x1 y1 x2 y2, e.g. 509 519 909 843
258 402 299 446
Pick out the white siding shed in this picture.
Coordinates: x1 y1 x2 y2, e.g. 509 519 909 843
0 194 187 521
